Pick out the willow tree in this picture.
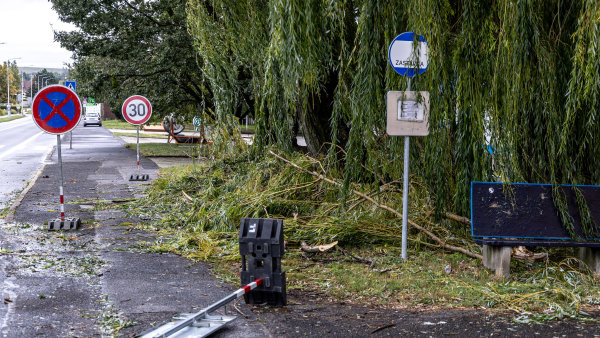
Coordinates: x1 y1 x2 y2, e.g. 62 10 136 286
187 0 600 221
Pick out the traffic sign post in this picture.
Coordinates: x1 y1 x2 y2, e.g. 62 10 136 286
31 85 82 230
64 81 77 149
387 32 429 260
122 95 152 181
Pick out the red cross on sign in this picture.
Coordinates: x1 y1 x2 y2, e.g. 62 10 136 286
32 85 82 135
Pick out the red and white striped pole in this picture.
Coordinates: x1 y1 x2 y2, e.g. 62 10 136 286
234 279 262 299
145 279 263 338
57 135 65 221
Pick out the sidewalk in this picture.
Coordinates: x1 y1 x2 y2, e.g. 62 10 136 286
1 124 268 337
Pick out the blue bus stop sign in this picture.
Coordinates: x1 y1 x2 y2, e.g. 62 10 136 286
388 32 429 77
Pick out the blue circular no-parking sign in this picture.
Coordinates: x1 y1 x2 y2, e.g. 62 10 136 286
32 85 82 134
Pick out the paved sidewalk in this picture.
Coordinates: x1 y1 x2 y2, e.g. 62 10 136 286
0 124 269 337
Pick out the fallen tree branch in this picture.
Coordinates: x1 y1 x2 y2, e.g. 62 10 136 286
445 212 471 226
337 247 374 268
301 253 339 263
270 150 482 260
300 241 338 253
512 246 548 262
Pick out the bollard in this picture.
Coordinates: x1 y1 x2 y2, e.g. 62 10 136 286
239 218 286 306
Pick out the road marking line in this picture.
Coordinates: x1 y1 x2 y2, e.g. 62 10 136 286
0 131 44 160
0 116 31 132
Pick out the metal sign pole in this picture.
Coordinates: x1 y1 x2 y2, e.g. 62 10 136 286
401 78 412 260
57 135 65 221
69 131 73 149
136 125 140 173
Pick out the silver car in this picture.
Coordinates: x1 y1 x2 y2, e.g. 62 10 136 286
83 112 102 127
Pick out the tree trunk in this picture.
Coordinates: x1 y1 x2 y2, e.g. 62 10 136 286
298 71 347 155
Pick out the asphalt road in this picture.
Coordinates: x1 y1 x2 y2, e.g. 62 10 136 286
0 115 56 210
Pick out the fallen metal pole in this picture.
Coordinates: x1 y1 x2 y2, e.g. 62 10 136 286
141 279 263 338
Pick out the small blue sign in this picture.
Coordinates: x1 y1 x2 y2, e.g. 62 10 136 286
388 32 429 77
65 81 77 92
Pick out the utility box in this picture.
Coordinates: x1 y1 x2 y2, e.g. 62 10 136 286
239 218 286 306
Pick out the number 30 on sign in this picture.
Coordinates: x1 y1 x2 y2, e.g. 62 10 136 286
122 95 152 125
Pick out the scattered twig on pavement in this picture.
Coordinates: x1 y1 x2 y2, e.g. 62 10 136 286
111 198 137 203
232 301 247 318
371 323 396 334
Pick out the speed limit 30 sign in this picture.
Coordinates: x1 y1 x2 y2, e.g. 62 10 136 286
122 95 152 125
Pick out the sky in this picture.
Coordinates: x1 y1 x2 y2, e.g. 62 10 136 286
0 0 77 69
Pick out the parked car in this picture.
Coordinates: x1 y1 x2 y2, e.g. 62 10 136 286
83 112 102 127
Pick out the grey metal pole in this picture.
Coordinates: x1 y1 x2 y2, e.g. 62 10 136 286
6 59 10 118
401 78 412 260
20 71 23 114
57 135 65 221
69 131 72 149
136 125 140 173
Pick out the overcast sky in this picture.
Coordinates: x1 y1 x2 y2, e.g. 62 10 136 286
0 0 76 69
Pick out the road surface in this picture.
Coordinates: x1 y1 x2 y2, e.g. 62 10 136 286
0 115 55 210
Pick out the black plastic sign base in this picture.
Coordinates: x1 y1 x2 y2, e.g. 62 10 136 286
48 218 81 231
129 174 149 181
239 218 286 306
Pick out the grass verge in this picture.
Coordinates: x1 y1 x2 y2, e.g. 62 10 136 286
113 132 168 139
124 143 206 157
102 119 138 130
0 115 25 123
125 148 600 323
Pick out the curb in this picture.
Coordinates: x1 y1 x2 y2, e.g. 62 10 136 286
4 145 55 223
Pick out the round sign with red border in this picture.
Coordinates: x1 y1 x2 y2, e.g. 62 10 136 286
122 95 152 125
32 85 82 134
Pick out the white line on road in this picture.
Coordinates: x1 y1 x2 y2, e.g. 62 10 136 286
0 116 31 133
0 131 45 161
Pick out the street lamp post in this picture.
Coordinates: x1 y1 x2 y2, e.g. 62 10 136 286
38 75 48 94
20 71 24 114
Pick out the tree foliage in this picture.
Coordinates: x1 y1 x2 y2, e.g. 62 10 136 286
0 61 21 104
51 0 210 120
186 0 600 220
